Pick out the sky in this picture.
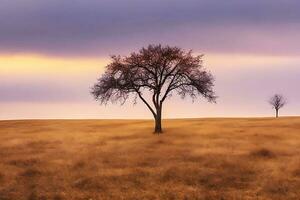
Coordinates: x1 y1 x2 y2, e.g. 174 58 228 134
1 0 300 119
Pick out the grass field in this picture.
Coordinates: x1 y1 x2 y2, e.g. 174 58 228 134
1 118 300 200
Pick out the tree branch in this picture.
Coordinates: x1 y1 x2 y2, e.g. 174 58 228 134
135 89 157 118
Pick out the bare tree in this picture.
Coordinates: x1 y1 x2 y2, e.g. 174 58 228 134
269 94 286 118
91 44 216 134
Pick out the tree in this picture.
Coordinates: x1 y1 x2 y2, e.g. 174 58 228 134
269 94 286 118
91 44 216 134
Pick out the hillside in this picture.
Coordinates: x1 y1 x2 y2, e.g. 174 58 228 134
1 118 300 200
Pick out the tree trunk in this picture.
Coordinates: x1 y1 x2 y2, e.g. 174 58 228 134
154 107 163 134
276 109 279 118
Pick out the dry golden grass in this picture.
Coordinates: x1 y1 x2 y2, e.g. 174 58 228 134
1 117 300 200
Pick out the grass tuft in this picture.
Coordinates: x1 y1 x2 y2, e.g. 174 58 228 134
249 148 276 159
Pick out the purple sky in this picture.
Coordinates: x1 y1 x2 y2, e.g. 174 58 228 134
0 0 300 119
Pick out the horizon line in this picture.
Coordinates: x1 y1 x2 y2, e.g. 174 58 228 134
1 115 299 122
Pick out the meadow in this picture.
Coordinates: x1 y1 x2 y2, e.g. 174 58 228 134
1 117 300 200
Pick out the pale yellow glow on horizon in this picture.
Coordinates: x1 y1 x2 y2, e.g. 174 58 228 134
0 54 110 76
0 53 299 78
205 53 300 69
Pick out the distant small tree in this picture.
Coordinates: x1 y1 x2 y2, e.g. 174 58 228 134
269 94 286 118
91 44 216 134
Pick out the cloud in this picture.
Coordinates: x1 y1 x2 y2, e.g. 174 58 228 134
1 0 300 56
0 79 90 103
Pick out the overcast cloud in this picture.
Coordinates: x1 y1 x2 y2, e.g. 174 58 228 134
1 0 300 56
